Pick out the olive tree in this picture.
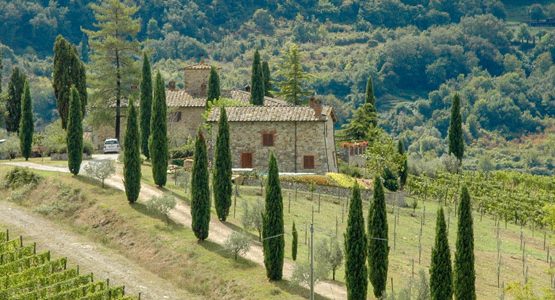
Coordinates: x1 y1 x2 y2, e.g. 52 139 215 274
83 160 115 188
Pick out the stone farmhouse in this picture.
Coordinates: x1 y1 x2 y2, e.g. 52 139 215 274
98 62 338 174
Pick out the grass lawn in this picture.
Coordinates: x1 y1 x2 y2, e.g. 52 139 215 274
139 163 554 299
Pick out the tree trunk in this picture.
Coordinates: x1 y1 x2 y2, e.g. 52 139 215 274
115 49 121 141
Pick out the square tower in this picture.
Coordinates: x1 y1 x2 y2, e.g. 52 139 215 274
184 62 214 98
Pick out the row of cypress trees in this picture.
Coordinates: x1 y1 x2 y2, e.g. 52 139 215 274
344 179 476 299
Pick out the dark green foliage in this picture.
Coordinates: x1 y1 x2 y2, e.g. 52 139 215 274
6 67 26 133
140 53 152 159
368 176 388 298
365 76 375 107
448 94 464 161
262 154 284 280
0 50 3 94
19 81 33 161
80 33 89 63
4 167 42 189
343 103 377 141
430 207 453 300
454 186 476 300
250 50 265 106
53 35 87 129
382 167 399 192
213 108 231 221
207 66 221 104
398 140 408 190
123 98 141 204
67 86 83 175
149 72 168 187
191 130 210 241
344 183 367 300
292 221 298 261
262 61 272 97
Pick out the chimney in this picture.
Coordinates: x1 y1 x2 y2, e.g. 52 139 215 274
168 80 177 91
309 96 322 118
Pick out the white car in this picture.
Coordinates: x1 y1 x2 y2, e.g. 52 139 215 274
103 139 120 154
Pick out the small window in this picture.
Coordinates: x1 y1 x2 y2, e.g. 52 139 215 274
262 133 274 146
241 153 253 168
303 155 315 169
169 112 182 122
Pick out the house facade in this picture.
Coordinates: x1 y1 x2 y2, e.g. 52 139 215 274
207 99 338 174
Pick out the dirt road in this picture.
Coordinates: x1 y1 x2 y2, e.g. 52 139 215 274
0 200 197 300
2 161 347 300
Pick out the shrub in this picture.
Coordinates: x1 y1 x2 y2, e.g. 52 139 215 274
280 175 334 187
241 199 264 241
169 140 194 159
224 231 251 260
146 194 176 224
83 160 115 188
0 134 20 159
326 172 357 188
4 167 42 189
43 120 66 155
338 163 363 178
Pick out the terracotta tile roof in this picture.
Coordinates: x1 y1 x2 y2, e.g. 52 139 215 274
229 90 291 107
166 90 205 107
184 62 213 70
207 106 334 122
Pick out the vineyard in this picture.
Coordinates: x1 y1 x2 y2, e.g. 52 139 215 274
406 170 555 229
0 229 136 300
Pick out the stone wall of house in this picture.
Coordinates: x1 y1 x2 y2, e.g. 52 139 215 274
168 107 206 143
184 69 210 98
213 120 337 174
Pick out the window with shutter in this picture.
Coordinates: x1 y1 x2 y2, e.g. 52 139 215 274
241 153 253 168
303 155 315 169
262 133 274 146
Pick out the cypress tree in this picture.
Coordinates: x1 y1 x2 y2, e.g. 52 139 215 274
191 130 210 241
140 53 152 159
262 153 284 280
368 176 388 298
398 140 408 190
213 107 231 221
292 221 298 261
430 207 453 300
81 33 89 63
454 186 476 300
67 86 83 175
6 67 26 133
345 183 367 300
0 49 3 94
53 35 87 129
262 61 272 97
448 94 464 162
123 98 141 204
250 50 265 106
206 66 220 104
19 80 33 161
365 76 375 106
149 72 168 187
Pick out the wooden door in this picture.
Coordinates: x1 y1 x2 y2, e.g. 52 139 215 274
241 153 253 168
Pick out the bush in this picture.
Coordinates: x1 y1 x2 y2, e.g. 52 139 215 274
83 141 93 156
327 172 357 188
4 167 42 189
280 175 334 187
146 194 177 224
169 142 194 159
338 163 363 178
83 160 115 188
0 134 20 159
224 231 251 260
43 120 66 155
241 199 264 241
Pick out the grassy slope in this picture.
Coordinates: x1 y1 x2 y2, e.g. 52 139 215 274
0 165 309 300
143 165 554 299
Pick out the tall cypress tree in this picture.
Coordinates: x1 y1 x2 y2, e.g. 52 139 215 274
124 98 141 204
67 86 83 175
368 176 388 298
19 80 33 161
430 207 453 300
139 53 152 159
53 35 87 129
365 76 376 106
292 221 298 261
448 94 464 162
250 50 265 106
6 67 26 133
262 153 284 280
345 183 367 300
454 186 476 300
398 140 408 190
0 49 3 94
81 33 89 63
213 107 231 221
206 66 220 104
262 61 272 97
191 130 210 241
149 72 168 187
